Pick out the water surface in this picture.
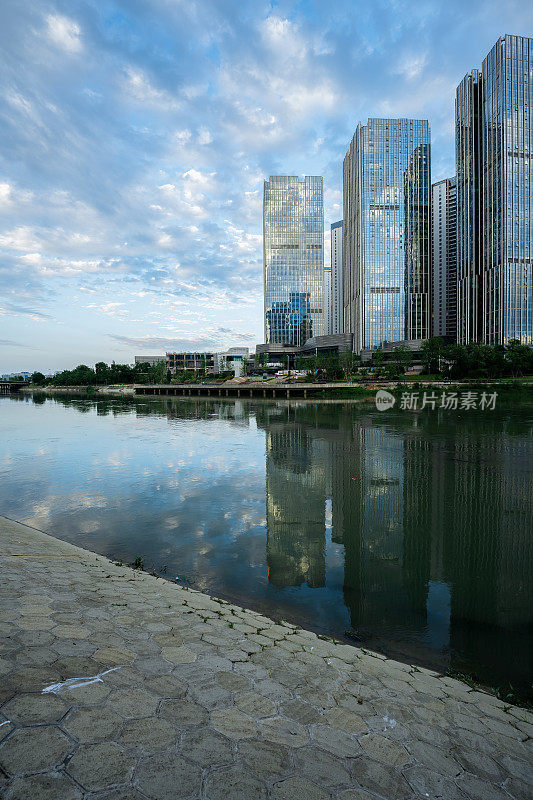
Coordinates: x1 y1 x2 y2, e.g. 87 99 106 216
1 394 532 699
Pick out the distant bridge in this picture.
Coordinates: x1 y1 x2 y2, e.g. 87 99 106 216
0 382 25 395
134 382 361 400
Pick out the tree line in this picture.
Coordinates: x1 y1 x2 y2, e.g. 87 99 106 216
30 361 169 386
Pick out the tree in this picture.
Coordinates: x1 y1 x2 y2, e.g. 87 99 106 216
392 346 413 376
420 337 445 374
31 372 47 385
340 348 360 381
505 339 533 377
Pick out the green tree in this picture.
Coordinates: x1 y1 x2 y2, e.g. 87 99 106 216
420 337 445 374
340 348 360 381
505 339 533 377
392 346 413 376
31 372 47 385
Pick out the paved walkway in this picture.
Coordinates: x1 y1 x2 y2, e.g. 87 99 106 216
0 516 531 800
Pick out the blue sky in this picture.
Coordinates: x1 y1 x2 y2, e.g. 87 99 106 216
0 0 531 372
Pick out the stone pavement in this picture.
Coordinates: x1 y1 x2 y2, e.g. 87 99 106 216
0 516 531 800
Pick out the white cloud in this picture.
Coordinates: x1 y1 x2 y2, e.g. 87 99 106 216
46 14 82 53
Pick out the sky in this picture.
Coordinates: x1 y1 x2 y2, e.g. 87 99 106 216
0 0 531 373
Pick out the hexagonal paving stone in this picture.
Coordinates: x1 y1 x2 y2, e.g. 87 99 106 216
211 707 257 739
204 765 266 800
324 706 367 734
235 691 276 718
280 699 321 725
67 741 135 790
180 728 234 768
407 739 462 776
188 682 232 710
5 773 82 800
292 746 352 788
359 733 410 767
237 739 290 777
136 751 201 800
216 671 251 692
2 692 68 725
309 724 360 758
53 625 90 639
143 674 187 698
157 699 207 727
62 706 123 742
106 688 159 718
93 647 136 666
259 715 308 748
0 726 73 775
271 776 331 800
352 758 413 800
84 790 146 800
455 772 512 800
7 666 60 692
119 717 178 753
160 646 196 665
402 765 465 800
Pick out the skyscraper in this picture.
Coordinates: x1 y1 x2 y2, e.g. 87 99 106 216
330 221 344 334
343 119 431 353
432 177 457 340
456 35 532 345
323 265 332 335
263 176 324 346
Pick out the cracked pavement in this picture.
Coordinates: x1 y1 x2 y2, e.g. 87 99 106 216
0 515 531 800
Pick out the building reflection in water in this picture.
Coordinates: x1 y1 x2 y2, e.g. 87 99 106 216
256 402 532 687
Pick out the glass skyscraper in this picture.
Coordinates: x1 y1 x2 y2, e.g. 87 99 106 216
343 119 431 352
456 35 532 345
263 176 324 346
432 177 457 340
330 221 344 334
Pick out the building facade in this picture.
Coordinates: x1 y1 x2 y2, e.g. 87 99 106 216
432 178 457 340
323 266 332 335
263 176 324 347
134 355 165 366
343 119 431 353
456 34 532 345
330 221 344 334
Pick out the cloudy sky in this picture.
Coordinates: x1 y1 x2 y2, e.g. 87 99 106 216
0 0 531 372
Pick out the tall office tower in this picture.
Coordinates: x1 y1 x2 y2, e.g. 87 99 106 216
456 35 532 345
323 266 332 335
432 177 457 340
343 119 431 352
330 221 344 333
263 176 324 346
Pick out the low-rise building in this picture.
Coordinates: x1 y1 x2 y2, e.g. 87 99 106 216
166 352 215 373
213 348 249 376
134 355 165 366
166 348 249 377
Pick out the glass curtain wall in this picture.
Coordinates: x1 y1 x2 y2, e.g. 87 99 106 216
456 35 532 345
263 176 324 346
343 119 431 352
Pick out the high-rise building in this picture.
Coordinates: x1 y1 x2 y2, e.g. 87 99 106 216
263 176 324 346
343 119 431 353
330 221 344 334
432 178 457 340
323 266 332 335
456 35 532 345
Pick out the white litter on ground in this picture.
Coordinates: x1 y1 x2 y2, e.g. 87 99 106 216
0 721 10 728
42 667 120 694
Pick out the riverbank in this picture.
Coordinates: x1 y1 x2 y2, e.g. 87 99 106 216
17 378 533 406
0 515 531 800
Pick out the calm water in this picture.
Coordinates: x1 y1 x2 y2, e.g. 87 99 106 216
1 394 532 699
